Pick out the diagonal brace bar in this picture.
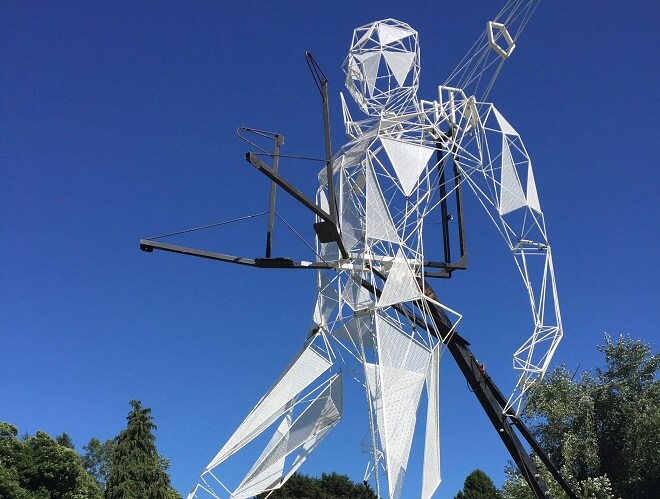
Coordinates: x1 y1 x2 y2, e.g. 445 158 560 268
246 153 348 259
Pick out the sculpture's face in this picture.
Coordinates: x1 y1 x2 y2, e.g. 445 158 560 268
344 19 420 116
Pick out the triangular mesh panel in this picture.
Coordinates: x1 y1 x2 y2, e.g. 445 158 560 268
232 415 291 499
365 160 400 243
421 346 441 499
341 272 373 311
382 50 416 87
318 188 329 213
342 135 371 167
333 313 375 351
380 137 434 196
339 171 364 251
312 271 338 328
499 136 527 215
355 25 375 48
366 361 426 499
285 374 343 481
381 366 426 499
374 315 431 499
364 361 385 448
355 51 381 97
526 161 541 213
376 313 430 374
232 459 285 499
285 377 341 453
378 249 422 307
232 374 342 499
377 23 413 44
206 346 332 470
492 106 519 136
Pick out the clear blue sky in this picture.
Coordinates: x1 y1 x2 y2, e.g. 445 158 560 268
2 1 658 497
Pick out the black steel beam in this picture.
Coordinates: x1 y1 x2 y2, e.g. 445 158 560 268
139 239 333 270
443 334 550 499
422 286 577 498
436 144 452 264
358 277 571 499
246 153 349 259
320 77 336 224
453 152 467 262
265 135 284 258
306 52 337 225
510 414 579 499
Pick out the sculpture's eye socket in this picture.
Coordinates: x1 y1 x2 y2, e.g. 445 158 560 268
343 19 420 115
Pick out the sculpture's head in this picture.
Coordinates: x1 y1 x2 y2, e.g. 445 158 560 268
343 19 420 116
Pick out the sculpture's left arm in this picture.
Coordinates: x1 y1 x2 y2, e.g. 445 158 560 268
451 102 563 411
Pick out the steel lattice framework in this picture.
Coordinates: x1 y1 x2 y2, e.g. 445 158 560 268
141 3 569 498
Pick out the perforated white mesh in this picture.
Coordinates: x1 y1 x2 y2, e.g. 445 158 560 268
232 416 290 499
526 161 541 212
499 136 527 215
206 346 331 470
382 51 416 86
492 106 518 136
373 314 431 499
341 273 373 311
380 137 434 196
365 362 426 499
355 52 381 97
365 161 400 243
333 313 375 351
376 313 430 374
312 271 338 328
231 374 342 499
378 249 422 307
421 346 441 499
339 170 365 250
377 23 413 45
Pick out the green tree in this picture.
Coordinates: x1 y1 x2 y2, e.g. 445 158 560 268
501 457 617 499
455 469 502 499
592 335 660 497
104 400 181 499
0 421 102 499
501 334 659 499
256 472 377 498
82 437 115 491
55 433 75 450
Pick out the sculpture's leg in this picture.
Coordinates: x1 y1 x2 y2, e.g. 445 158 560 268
191 333 340 499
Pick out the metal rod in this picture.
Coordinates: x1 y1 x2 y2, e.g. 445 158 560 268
436 142 452 264
305 52 336 223
246 153 349 259
453 150 467 262
320 80 336 223
247 153 334 224
510 414 579 499
139 239 333 270
265 135 284 258
140 240 257 267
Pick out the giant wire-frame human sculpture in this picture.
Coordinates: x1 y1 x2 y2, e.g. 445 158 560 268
140 1 577 498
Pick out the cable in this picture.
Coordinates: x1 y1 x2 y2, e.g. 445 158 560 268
274 212 325 262
145 211 268 240
250 152 327 163
236 127 279 155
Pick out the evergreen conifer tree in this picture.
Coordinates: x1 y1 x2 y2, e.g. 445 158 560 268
455 469 502 499
104 400 181 499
